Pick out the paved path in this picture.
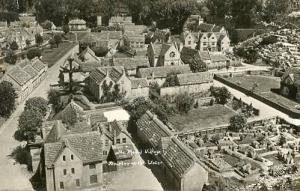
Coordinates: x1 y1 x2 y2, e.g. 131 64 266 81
0 45 79 190
214 80 300 126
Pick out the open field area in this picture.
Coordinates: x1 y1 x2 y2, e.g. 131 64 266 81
217 75 300 117
224 75 280 93
169 105 236 132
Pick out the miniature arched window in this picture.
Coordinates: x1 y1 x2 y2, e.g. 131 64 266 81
169 51 176 58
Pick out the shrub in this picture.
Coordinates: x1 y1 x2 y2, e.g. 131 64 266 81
27 48 42 60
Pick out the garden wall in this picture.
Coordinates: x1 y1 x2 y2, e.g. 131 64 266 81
214 75 300 118
160 83 212 98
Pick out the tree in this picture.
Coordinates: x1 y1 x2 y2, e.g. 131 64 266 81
6 0 19 13
210 86 231 104
93 46 109 57
206 0 231 19
27 48 42 60
262 0 289 22
18 109 43 141
175 92 194 114
62 24 70 35
35 34 44 46
48 89 62 112
0 81 16 117
49 38 56 49
24 97 48 117
53 34 62 47
25 39 31 47
10 41 19 50
163 72 179 87
231 0 259 27
279 134 287 146
4 49 17 65
189 58 207 73
229 114 247 132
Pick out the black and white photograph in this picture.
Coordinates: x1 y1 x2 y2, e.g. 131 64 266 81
0 0 300 190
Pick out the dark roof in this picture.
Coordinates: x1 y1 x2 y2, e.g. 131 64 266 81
44 131 103 167
149 43 163 57
138 65 191 79
130 78 148 89
79 62 102 72
112 57 149 70
136 111 172 148
159 44 172 57
89 66 124 84
160 137 197 178
198 23 215 32
177 72 213 86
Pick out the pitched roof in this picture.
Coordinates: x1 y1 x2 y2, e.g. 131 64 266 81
79 61 102 72
198 23 215 32
109 16 132 24
130 78 148 89
112 57 149 70
123 24 147 34
44 131 103 167
149 43 163 57
31 58 47 72
199 51 211 61
79 47 99 62
159 44 172 57
177 72 213 86
138 65 191 79
7 66 32 86
160 137 197 178
69 19 86 25
210 53 228 62
136 111 172 148
89 66 124 84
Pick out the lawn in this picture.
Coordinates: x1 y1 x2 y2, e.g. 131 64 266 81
225 75 280 93
41 42 77 67
169 105 236 132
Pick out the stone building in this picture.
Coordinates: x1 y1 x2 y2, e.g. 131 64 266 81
1 58 47 103
198 32 230 52
136 111 209 191
181 31 199 49
129 78 149 99
44 129 104 191
68 19 87 31
147 43 182 67
87 66 131 101
280 67 300 101
112 57 149 76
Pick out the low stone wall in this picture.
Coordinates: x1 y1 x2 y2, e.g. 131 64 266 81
160 83 212 98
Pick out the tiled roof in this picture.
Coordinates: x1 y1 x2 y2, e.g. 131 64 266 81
199 51 211 61
149 43 163 57
79 47 99 62
89 113 108 126
138 65 191 79
159 44 172 57
79 62 102 72
136 111 172 148
177 72 213 86
31 58 47 72
109 16 132 23
123 25 147 34
44 131 103 167
7 66 32 86
160 137 196 178
125 33 145 42
112 57 149 70
45 120 67 143
198 23 215 32
23 64 38 78
89 66 124 84
19 59 31 68
69 19 86 25
130 78 148 89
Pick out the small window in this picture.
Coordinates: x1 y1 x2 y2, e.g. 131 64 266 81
60 182 64 189
188 41 191 45
71 155 74 160
105 140 109 146
71 168 75 174
76 179 80 187
122 138 126 143
116 139 120 144
63 155 66 161
103 150 108 155
90 175 98 184
89 164 96 169
63 169 67 175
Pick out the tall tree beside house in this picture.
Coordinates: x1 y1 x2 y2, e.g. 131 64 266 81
53 34 62 48
0 81 16 118
27 48 42 60
210 86 231 104
4 49 17 65
24 97 48 117
100 81 125 103
48 89 62 113
18 109 43 141
10 41 18 51
229 114 247 132
175 92 194 114
35 34 44 47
